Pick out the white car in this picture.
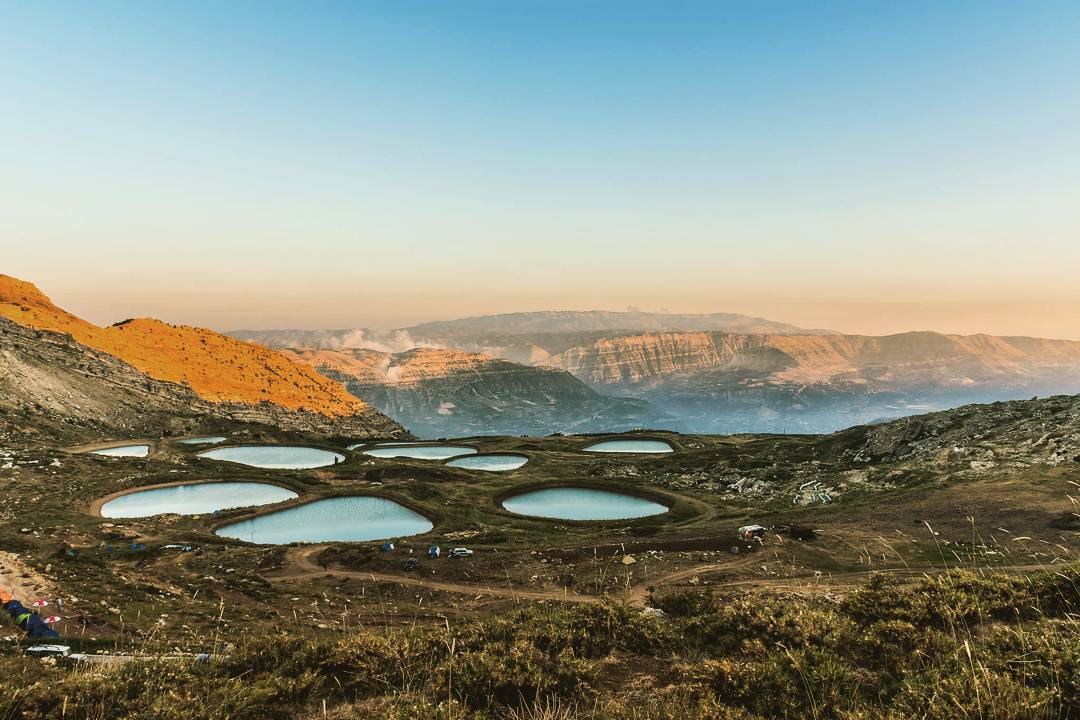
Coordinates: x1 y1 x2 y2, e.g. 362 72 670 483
448 548 474 558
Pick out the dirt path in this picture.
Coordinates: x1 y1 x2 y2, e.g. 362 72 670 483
0 551 55 602
270 546 1062 607
274 546 603 604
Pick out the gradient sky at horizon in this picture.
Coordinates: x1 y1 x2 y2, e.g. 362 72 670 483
3 1 1079 337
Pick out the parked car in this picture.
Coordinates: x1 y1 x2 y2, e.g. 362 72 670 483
449 548 474 558
402 557 418 571
427 545 441 559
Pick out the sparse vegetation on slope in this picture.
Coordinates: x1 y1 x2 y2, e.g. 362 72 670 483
0 275 370 417
1 565 1076 719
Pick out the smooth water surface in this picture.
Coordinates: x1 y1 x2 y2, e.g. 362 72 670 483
198 445 344 469
447 455 528 471
178 436 227 445
502 487 668 520
91 445 150 458
347 441 423 450
362 445 477 460
215 496 433 544
582 439 674 454
100 482 297 518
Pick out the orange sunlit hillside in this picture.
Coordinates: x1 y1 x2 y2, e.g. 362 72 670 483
0 275 368 417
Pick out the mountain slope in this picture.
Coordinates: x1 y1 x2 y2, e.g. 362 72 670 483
0 275 406 438
0 317 406 439
282 347 666 438
0 275 374 418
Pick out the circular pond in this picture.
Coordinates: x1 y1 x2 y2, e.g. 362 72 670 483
502 487 668 521
100 481 298 518
177 436 227 445
215 496 433 545
90 445 150 458
362 445 477 460
583 439 673 454
197 446 344 469
447 454 528 472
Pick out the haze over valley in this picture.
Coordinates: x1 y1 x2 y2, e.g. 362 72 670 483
3 3 1080 718
233 312 1080 437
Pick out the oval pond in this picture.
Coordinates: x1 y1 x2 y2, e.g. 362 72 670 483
502 487 668 521
215 496 433 545
447 455 528 472
362 445 477 460
197 446 344 469
583 439 673 454
100 482 297 519
91 445 150 458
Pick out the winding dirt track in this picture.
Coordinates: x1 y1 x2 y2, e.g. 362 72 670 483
271 546 1057 606
274 546 604 604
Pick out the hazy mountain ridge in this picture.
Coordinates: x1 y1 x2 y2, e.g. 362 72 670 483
283 347 667 438
542 330 1080 390
404 310 833 337
230 313 1080 435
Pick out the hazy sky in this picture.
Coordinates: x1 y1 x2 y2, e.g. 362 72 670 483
3 1 1079 337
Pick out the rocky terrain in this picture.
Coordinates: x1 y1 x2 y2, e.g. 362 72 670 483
0 275 407 441
281 346 666 437
0 275 372 417
0 317 406 442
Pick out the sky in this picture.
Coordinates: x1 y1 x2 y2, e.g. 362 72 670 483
3 1 1079 337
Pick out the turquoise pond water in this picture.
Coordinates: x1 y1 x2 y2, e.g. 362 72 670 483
215 496 433 544
100 482 297 518
346 441 426 450
501 487 668 520
362 445 477 460
177 436 227 445
197 446 344 469
582 439 674 454
446 455 528 471
91 445 150 458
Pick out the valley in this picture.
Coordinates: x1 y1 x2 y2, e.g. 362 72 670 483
234 314 1080 437
1 278 1078 718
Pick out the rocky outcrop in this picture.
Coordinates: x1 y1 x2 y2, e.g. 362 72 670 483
835 394 1080 468
0 317 406 441
0 275 372 417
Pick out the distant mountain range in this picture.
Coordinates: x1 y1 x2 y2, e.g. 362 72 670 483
234 312 1080 436
279 347 666 438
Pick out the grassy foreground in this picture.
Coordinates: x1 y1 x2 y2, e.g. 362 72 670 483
2 564 1077 720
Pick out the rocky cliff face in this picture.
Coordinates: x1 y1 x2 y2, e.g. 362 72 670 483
0 318 406 441
542 331 1080 391
534 331 1080 433
282 347 666 438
